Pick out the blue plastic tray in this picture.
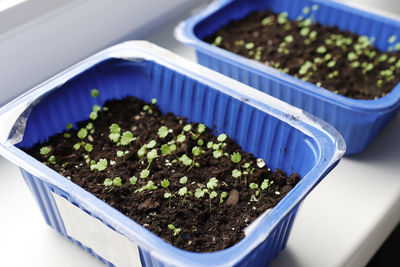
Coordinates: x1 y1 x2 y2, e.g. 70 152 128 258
0 41 345 266
175 0 400 155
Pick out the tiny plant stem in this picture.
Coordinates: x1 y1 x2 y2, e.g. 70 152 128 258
187 155 196 171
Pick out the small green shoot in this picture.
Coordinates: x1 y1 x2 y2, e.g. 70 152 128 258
90 158 107 172
103 177 122 192
91 89 99 98
40 146 51 155
161 179 174 207
158 126 169 138
129 176 138 185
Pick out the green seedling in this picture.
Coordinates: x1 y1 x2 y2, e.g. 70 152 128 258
161 179 174 208
219 191 228 207
90 158 107 172
129 176 138 185
179 154 192 168
168 224 183 240
89 105 101 120
103 177 122 192
187 146 201 171
40 146 51 155
91 89 99 98
77 128 88 139
212 36 222 46
140 148 158 178
261 16 273 26
158 126 169 138
116 150 129 161
178 176 189 205
109 123 121 143
135 180 158 193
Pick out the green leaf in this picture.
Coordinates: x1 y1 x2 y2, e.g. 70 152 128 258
109 123 121 134
212 36 222 46
92 105 101 112
161 179 170 188
89 112 98 120
183 124 192 132
96 159 107 171
109 133 120 143
217 133 227 142
179 154 192 166
245 42 254 50
207 177 218 190
207 141 213 149
285 35 294 43
116 150 124 157
177 134 186 143
63 133 71 138
113 177 122 187
243 163 250 169
146 181 157 190
138 146 146 157
178 187 187 196
77 128 88 139
197 139 204 146
140 169 150 178
146 140 156 149
194 188 205 198
73 143 81 151
161 144 171 155
261 16 273 26
168 224 175 230
277 12 288 24
179 176 188 184
389 35 397 44
231 152 242 163
103 178 113 187
192 146 201 156
213 150 222 159
91 89 99 98
129 176 137 185
232 169 241 178
48 155 56 164
158 126 169 138
151 98 157 104
86 122 93 130
120 131 135 146
316 46 327 54
209 191 218 199
261 179 273 190
66 123 73 129
249 183 259 190
84 143 93 153
40 146 51 155
197 124 206 134
164 192 172 198
219 191 228 204
147 149 158 162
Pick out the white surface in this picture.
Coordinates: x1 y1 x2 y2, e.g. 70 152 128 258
0 1 399 267
53 193 141 267
0 0 203 107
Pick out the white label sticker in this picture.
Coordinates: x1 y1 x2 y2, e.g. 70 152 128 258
52 193 142 267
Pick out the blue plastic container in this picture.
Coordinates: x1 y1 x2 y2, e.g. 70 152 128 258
0 41 345 266
175 0 400 155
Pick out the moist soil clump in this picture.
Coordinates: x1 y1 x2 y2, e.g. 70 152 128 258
204 9 400 100
25 96 300 252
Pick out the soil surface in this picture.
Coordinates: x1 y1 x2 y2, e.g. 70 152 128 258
25 96 300 252
204 9 400 100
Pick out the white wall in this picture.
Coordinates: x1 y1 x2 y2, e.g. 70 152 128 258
0 0 204 106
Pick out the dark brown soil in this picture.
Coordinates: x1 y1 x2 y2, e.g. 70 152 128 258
25 96 299 252
204 9 400 100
